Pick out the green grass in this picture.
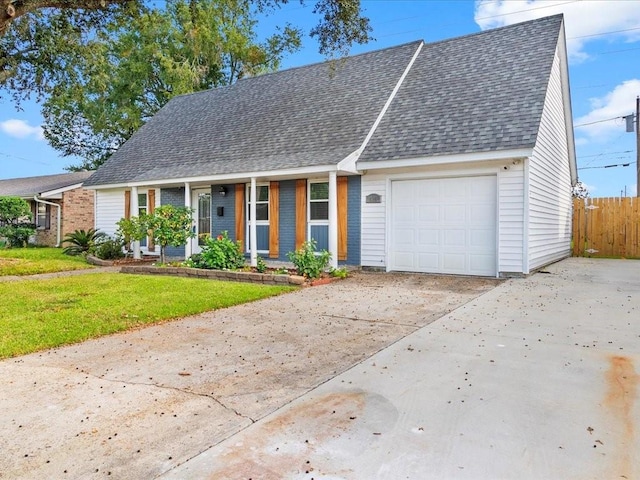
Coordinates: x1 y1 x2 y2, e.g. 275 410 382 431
0 247 92 276
0 273 294 359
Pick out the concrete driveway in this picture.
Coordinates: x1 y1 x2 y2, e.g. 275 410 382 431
159 258 640 480
0 271 497 479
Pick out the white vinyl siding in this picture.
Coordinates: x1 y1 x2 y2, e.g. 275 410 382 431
528 47 572 271
498 164 525 273
95 189 126 237
361 175 388 267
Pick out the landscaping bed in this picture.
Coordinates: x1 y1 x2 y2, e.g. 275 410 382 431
119 264 314 286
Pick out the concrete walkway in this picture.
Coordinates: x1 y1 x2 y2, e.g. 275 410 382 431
159 258 640 480
0 270 497 479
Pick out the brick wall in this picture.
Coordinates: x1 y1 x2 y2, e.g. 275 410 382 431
61 187 95 238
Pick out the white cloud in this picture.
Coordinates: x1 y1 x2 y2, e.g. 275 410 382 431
0 119 45 140
474 0 640 61
574 79 640 141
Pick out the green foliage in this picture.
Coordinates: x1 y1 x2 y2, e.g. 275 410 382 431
145 205 195 264
62 228 107 256
196 231 246 270
0 196 35 247
287 240 331 279
116 216 148 255
1 1 371 170
0 273 293 359
0 196 32 225
256 255 268 273
329 266 348 278
94 237 125 260
0 223 35 248
0 247 92 276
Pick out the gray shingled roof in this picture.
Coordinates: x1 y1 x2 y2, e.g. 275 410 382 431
85 41 422 186
0 171 94 197
85 15 563 187
359 15 563 162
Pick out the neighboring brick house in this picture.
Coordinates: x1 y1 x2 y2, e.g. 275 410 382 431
0 171 95 246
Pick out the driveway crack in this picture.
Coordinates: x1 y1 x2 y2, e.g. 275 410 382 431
323 314 420 329
80 369 256 423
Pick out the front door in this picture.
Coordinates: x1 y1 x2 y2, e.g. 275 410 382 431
191 189 212 254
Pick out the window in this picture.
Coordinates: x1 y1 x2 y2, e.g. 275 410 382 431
35 203 49 229
246 184 270 252
309 182 329 221
138 193 147 216
247 185 269 221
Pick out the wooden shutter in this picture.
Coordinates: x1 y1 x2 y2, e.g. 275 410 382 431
269 182 279 258
147 189 156 252
124 190 131 219
295 179 307 249
235 183 245 250
337 177 348 261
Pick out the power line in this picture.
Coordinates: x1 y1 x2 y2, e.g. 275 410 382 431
574 116 624 128
577 150 632 158
568 26 640 40
579 161 636 170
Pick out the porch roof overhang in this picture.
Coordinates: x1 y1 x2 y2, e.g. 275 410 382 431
83 161 362 191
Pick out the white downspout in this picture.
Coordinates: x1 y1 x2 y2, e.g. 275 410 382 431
33 195 61 247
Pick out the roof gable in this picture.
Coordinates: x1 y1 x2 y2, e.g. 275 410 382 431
359 15 564 163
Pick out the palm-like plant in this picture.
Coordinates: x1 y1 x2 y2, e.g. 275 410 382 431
62 228 107 256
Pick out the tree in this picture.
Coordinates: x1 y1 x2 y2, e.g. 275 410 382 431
0 196 35 247
39 0 302 169
144 205 195 264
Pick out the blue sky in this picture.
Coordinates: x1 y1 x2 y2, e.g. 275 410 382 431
1 0 639 197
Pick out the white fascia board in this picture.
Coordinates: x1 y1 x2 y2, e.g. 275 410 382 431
338 41 424 173
39 182 85 199
358 148 532 171
85 164 339 190
557 21 578 184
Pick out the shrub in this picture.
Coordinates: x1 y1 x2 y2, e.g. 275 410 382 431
198 231 245 270
287 240 330 280
329 267 348 279
94 238 125 260
0 222 36 248
256 256 267 273
62 228 106 256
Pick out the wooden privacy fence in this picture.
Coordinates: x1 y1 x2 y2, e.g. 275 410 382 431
572 197 640 258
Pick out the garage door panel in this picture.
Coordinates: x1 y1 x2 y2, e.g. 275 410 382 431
391 176 496 276
443 205 466 223
418 229 439 247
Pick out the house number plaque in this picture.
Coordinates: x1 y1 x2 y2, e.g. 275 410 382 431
366 193 382 204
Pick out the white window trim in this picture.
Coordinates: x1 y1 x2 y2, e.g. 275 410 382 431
138 188 159 255
245 183 269 253
307 179 329 241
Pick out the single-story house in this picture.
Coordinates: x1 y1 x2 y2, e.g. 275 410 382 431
84 14 576 277
0 171 95 246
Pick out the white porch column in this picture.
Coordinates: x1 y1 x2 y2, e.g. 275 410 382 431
184 182 192 259
328 171 338 269
249 178 258 267
131 186 141 259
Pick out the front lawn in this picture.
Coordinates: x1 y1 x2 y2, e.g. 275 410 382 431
0 247 91 276
0 273 294 359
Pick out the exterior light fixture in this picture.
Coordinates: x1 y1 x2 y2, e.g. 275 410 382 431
218 186 227 197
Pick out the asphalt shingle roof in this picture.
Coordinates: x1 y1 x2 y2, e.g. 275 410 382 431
85 15 564 187
359 14 563 163
0 171 94 197
85 41 422 186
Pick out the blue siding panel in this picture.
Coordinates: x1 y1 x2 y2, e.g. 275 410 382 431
256 225 269 251
211 184 236 238
310 225 329 251
278 180 296 261
345 175 361 265
160 187 186 258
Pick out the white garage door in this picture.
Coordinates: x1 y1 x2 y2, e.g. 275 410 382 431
390 176 497 276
